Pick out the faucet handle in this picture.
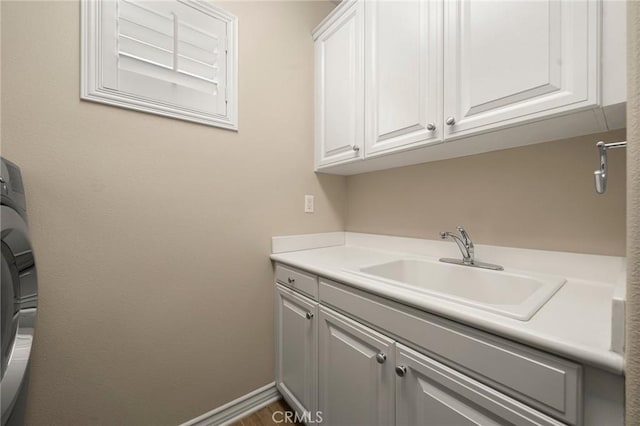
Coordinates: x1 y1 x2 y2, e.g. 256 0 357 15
456 226 473 247
439 231 447 239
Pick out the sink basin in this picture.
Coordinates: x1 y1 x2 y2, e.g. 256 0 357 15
348 259 566 320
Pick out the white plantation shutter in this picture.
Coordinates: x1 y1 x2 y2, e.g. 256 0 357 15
82 0 237 129
117 1 175 74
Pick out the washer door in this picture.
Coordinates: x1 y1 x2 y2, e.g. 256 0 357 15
1 206 37 425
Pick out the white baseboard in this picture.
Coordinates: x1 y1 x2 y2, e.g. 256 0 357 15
181 382 281 426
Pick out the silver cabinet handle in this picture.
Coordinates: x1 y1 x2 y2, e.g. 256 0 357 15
445 116 456 126
395 366 407 377
376 353 387 364
352 145 360 152
426 123 436 131
287 277 295 284
305 312 314 320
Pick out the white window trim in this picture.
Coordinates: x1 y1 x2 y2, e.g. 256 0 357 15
80 0 238 130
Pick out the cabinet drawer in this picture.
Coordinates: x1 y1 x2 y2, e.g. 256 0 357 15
319 278 582 425
275 263 318 299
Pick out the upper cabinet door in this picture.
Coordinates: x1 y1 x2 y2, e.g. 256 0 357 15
443 0 600 139
365 0 443 156
314 1 365 169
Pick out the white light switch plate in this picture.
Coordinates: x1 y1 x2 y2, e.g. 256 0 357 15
304 195 314 213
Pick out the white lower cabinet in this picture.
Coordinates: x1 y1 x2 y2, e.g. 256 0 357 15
274 264 621 425
395 344 563 426
313 308 562 426
275 284 318 418
318 306 395 426
275 287 564 426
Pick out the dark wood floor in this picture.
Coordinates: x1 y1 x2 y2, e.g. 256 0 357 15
231 399 302 426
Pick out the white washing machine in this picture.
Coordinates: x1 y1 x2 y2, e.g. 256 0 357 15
1 158 38 426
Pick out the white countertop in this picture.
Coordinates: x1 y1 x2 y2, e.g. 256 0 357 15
270 232 626 374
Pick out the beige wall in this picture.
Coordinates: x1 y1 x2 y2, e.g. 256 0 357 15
346 129 627 256
0 1 343 425
0 0 634 424
626 0 640 423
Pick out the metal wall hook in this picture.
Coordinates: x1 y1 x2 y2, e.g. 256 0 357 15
594 140 627 194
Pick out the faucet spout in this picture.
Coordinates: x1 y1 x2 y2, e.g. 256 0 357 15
440 231 472 263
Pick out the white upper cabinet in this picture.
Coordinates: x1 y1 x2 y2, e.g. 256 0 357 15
443 0 599 139
364 0 443 156
313 0 625 175
314 1 365 168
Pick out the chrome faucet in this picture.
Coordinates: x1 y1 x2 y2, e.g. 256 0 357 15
440 226 474 264
439 226 503 271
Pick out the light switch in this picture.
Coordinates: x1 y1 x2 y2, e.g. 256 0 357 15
304 195 315 213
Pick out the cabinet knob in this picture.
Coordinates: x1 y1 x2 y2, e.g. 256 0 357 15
287 277 295 284
445 116 456 126
426 123 436 131
352 145 360 152
376 353 387 364
395 365 407 377
305 312 314 320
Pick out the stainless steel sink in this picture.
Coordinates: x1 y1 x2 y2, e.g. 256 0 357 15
349 259 566 320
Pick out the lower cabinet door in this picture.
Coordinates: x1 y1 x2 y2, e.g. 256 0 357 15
395 343 564 426
275 284 318 419
318 306 395 426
